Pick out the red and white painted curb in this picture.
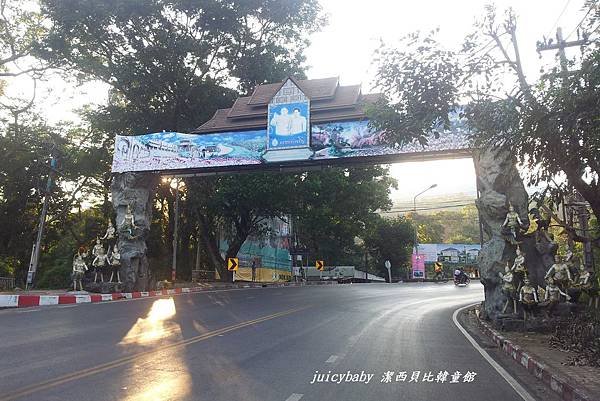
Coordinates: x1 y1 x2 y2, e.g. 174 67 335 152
477 317 594 401
0 281 337 309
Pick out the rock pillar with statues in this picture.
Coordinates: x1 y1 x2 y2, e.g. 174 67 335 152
111 172 159 292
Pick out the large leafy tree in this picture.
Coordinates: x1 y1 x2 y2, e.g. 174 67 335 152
370 3 600 250
363 215 414 281
37 0 331 282
38 0 324 132
293 166 397 267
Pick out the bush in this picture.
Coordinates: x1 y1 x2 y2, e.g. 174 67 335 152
0 256 18 277
36 261 71 289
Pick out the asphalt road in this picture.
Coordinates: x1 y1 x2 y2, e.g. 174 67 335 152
0 282 535 401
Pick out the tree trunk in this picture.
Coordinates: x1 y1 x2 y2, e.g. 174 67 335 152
197 213 228 281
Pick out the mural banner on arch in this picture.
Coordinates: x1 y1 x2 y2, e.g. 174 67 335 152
111 119 471 173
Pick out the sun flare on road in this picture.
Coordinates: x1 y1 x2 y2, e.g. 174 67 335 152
120 298 180 345
120 298 192 401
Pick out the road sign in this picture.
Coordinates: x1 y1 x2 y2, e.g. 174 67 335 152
316 260 324 271
384 260 391 269
227 257 239 271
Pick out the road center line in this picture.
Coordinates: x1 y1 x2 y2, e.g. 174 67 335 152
285 393 303 401
0 306 307 401
453 303 536 401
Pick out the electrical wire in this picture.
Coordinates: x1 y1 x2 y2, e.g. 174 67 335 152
381 202 477 213
566 5 594 40
548 0 572 38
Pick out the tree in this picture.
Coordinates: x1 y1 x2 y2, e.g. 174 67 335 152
38 0 324 132
364 215 414 280
294 166 396 268
186 172 297 281
369 3 600 250
37 0 327 282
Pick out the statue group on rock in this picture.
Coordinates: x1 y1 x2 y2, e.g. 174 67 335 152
70 204 136 291
498 202 599 321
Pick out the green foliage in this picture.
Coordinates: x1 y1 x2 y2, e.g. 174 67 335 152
363 215 414 280
409 205 482 244
35 261 71 289
369 29 461 147
0 256 18 277
38 0 324 132
294 166 397 268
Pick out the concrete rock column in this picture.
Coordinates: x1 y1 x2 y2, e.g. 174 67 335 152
473 146 529 320
111 172 159 292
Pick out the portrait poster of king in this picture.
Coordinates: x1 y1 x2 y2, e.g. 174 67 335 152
268 103 309 149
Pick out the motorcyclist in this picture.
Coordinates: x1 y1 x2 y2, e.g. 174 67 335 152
454 267 468 284
434 262 444 281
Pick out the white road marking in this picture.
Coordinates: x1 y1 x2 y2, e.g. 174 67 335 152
285 393 303 401
16 308 41 313
453 303 536 401
1 283 327 312
325 355 338 363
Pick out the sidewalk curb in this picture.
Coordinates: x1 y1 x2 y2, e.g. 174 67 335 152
476 315 594 401
0 281 338 309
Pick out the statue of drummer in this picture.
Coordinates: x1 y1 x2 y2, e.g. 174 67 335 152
72 252 88 291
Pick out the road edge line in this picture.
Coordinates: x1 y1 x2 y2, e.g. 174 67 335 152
452 303 537 401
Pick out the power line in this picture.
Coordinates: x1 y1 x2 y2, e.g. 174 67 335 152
548 0 572 38
566 6 593 40
381 202 476 213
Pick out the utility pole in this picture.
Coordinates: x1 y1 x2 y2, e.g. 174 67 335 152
538 27 593 270
26 156 58 289
536 27 588 74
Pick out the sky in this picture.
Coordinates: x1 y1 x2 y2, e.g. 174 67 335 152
5 0 591 204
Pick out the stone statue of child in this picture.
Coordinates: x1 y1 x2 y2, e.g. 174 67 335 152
92 237 103 257
119 204 137 239
102 220 116 241
502 203 525 244
542 276 570 317
72 253 88 291
511 246 527 291
519 278 538 320
92 245 109 283
108 245 122 284
499 261 517 314
545 254 572 291
573 263 591 289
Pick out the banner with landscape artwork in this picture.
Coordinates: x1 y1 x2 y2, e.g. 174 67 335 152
111 117 471 173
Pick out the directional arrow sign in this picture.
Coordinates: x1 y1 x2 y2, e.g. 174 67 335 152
316 260 324 271
227 257 239 271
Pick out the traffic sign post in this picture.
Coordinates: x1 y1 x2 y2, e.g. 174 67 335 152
227 257 239 271
227 257 238 283
385 260 391 283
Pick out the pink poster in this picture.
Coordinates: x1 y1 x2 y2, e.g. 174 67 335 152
411 253 426 279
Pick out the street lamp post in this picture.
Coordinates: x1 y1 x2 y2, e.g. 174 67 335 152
412 184 437 279
171 177 184 282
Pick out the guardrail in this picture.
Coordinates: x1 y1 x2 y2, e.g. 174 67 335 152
0 277 15 290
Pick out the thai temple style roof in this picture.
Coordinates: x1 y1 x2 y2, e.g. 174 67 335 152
192 77 382 134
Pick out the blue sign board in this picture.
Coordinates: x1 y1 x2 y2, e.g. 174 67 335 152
267 102 310 150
